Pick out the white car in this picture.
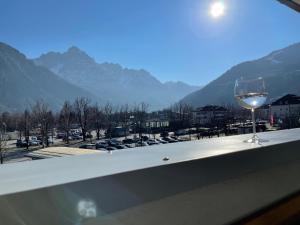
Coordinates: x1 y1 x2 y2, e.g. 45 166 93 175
147 139 160 145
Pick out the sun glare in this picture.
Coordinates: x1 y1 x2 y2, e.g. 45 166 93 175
210 1 225 18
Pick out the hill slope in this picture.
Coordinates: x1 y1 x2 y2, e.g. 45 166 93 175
181 42 300 107
0 43 98 111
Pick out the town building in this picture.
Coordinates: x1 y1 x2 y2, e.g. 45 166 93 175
192 105 228 126
146 110 170 129
270 94 300 120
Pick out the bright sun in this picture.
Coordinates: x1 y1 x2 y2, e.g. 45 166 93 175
210 1 225 18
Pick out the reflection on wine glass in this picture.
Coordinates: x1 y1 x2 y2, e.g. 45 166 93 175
234 77 268 143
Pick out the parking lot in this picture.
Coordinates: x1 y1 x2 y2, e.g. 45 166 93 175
2 129 225 164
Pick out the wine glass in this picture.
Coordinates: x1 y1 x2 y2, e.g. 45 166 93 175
234 77 268 143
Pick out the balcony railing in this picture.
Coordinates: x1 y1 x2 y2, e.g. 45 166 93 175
0 128 300 225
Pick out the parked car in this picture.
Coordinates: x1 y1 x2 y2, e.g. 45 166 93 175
125 143 135 148
86 133 93 139
96 141 108 149
162 137 178 143
30 136 37 141
106 146 117 151
37 136 43 141
115 144 126 149
147 139 160 145
72 135 82 140
175 129 187 136
177 137 189 142
79 144 96 149
141 135 149 141
63 136 73 141
108 139 122 147
56 133 66 139
122 138 136 144
16 139 28 148
47 139 54 144
171 136 183 141
136 141 148 147
29 140 40 146
70 129 81 136
157 138 168 144
29 136 42 146
160 131 169 137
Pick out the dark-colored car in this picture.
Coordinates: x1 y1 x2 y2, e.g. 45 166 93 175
162 137 178 143
16 140 28 148
157 139 168 144
122 138 136 144
86 133 93 139
141 136 149 142
63 136 73 142
72 135 82 140
106 146 117 151
56 133 66 139
96 141 108 149
29 140 40 146
147 139 159 145
171 136 184 142
107 139 121 147
115 144 126 149
125 143 135 148
79 144 96 149
136 141 148 147
160 131 169 137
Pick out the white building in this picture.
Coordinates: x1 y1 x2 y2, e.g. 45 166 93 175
270 94 300 121
192 105 228 126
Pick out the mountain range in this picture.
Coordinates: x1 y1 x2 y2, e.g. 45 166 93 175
0 42 200 112
34 47 200 110
0 43 97 112
181 42 300 107
2 41 300 112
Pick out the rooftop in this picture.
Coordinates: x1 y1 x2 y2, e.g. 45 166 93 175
194 105 228 112
271 94 300 106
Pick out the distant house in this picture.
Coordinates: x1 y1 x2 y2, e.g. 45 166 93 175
145 119 169 129
256 104 271 121
110 127 127 137
192 105 228 126
270 94 300 121
146 111 170 129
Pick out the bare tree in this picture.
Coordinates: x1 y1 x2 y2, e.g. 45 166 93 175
23 110 31 149
74 97 91 141
103 103 113 139
13 113 23 140
0 122 7 164
31 100 53 148
90 104 104 140
59 101 73 144
134 102 149 140
119 104 130 139
183 104 193 140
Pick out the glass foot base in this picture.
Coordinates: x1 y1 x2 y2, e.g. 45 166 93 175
243 135 268 144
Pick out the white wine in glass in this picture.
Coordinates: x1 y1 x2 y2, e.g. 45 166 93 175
234 77 268 143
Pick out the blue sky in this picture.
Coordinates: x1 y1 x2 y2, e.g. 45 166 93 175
1 0 300 86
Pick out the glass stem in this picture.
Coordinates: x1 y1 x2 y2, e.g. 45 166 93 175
251 108 256 137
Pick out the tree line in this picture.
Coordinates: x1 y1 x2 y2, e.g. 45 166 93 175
0 98 152 147
0 97 262 149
